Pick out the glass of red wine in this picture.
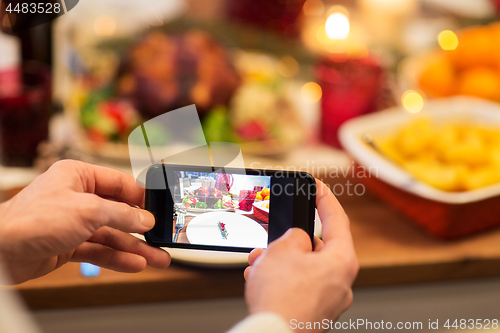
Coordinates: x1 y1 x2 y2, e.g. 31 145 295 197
0 61 51 167
238 189 256 212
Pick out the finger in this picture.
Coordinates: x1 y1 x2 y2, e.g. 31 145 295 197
244 266 252 280
315 179 354 249
79 162 146 208
77 193 155 234
87 227 170 269
248 248 265 266
70 242 148 273
344 289 354 312
313 236 324 251
268 228 313 253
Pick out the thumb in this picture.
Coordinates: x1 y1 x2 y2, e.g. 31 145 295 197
268 228 313 253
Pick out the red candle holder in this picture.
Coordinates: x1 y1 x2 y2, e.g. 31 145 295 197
317 54 384 148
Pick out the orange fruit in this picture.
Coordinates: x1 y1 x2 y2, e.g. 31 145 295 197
419 53 455 97
256 193 263 200
447 26 496 70
489 22 500 71
261 188 270 197
264 195 270 201
457 67 500 102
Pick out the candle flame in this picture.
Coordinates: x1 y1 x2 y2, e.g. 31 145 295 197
325 12 350 40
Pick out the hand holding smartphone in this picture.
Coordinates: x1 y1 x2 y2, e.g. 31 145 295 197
145 164 316 252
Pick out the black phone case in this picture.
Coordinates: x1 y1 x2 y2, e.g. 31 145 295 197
144 164 316 252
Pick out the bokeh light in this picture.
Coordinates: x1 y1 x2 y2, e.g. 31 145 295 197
277 56 300 77
302 82 323 103
438 30 459 51
346 42 370 58
94 16 117 37
303 0 325 16
402 90 424 113
316 24 331 44
325 12 350 40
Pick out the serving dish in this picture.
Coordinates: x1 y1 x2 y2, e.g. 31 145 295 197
339 96 500 238
252 200 270 223
66 31 310 161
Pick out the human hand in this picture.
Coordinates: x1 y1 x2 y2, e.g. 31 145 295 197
244 179 359 332
0 160 170 284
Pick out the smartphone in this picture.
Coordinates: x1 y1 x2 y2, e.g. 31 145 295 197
144 164 316 252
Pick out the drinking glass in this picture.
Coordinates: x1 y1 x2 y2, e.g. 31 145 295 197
0 62 51 166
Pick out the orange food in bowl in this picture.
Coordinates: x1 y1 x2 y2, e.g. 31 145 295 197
379 118 500 192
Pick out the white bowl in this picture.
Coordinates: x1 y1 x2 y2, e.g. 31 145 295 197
338 96 500 205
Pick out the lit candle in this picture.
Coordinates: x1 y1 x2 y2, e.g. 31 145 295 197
300 1 384 147
325 12 350 39
301 5 368 56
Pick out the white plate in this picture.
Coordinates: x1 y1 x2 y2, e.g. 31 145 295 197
186 212 268 249
338 96 500 204
132 210 322 268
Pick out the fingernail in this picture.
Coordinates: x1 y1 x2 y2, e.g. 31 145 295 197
140 211 154 228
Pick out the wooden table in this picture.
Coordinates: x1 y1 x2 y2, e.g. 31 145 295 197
5 171 500 310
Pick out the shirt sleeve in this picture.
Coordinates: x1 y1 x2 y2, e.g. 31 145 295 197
0 261 41 333
226 313 292 333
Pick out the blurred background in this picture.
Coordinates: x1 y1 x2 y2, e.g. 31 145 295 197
2 0 500 332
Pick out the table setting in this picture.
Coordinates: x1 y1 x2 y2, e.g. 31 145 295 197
2 0 500 279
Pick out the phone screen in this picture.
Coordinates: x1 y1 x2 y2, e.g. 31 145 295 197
145 165 315 252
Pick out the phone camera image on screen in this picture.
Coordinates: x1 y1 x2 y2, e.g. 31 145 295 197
174 171 271 249
145 165 315 252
